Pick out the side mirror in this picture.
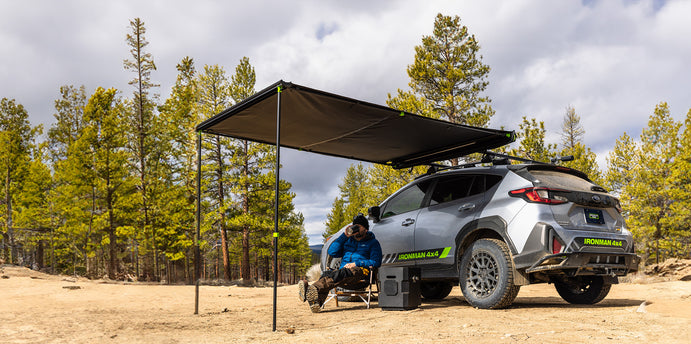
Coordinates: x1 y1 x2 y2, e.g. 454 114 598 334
368 206 381 223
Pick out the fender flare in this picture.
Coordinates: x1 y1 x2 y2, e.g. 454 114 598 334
454 215 518 262
454 216 529 285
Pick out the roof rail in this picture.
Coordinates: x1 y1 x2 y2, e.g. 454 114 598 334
480 151 574 165
420 151 574 176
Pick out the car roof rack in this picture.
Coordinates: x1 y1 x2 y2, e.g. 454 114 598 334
421 151 574 176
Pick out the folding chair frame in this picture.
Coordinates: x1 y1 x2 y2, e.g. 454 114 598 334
322 267 378 309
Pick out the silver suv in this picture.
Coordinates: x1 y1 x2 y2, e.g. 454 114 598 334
321 154 640 309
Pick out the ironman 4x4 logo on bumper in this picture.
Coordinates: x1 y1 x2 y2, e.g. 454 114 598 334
579 237 624 247
382 247 452 264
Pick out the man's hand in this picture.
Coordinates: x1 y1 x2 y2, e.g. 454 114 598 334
344 225 354 237
344 262 357 269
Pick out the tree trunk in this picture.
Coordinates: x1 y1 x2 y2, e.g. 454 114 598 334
6 166 16 264
185 253 191 284
214 137 232 281
86 184 96 277
107 177 117 280
253 251 259 282
241 140 251 282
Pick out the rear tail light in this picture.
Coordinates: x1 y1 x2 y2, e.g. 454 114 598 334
552 236 564 254
509 187 568 205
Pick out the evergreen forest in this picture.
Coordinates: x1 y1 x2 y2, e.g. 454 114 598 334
0 18 311 284
2 14 689 285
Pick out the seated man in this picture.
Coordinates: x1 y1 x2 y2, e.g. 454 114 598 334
298 214 382 313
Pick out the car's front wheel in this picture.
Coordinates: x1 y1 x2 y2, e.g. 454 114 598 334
554 276 611 304
459 238 520 309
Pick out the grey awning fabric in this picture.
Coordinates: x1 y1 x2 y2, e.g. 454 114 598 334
196 80 515 169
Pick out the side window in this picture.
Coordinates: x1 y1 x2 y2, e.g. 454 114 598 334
430 175 475 205
428 174 503 206
485 175 502 190
381 180 432 218
468 175 485 196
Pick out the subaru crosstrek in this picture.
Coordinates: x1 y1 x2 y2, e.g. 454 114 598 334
321 155 640 309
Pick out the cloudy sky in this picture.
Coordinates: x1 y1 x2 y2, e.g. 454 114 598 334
2 0 690 245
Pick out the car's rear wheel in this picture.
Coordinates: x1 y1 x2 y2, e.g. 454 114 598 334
459 238 520 309
554 276 611 304
420 281 454 300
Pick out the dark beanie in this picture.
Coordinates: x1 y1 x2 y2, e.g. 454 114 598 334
352 213 369 230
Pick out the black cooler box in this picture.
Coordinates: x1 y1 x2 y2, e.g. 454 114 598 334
378 266 421 310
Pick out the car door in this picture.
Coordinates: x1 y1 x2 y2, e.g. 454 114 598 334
413 174 488 267
372 179 433 267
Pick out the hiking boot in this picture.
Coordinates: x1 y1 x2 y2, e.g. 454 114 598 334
297 280 308 302
306 285 321 313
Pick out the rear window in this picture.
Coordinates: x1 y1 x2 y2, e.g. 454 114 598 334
529 170 595 192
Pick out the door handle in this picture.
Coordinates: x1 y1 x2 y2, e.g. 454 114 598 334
459 203 476 211
402 218 415 226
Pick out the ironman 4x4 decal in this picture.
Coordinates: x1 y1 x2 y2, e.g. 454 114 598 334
382 247 452 264
579 237 624 247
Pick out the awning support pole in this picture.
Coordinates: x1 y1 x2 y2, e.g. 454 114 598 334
272 84 282 332
194 130 202 315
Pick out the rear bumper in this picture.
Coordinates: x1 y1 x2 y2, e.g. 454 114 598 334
525 252 640 276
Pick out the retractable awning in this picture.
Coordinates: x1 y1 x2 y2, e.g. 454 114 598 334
193 80 515 331
197 80 514 169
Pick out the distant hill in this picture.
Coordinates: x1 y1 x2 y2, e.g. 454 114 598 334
309 244 322 265
309 244 322 256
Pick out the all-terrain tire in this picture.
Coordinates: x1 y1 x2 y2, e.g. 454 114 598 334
420 281 454 300
554 276 611 305
459 238 520 309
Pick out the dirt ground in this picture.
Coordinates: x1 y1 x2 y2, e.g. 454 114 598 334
1 264 690 344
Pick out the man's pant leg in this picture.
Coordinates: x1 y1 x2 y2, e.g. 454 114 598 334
312 266 367 304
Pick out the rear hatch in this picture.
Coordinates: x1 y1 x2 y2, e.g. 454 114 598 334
511 165 624 233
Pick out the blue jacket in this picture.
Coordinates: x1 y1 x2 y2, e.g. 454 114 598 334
328 231 382 268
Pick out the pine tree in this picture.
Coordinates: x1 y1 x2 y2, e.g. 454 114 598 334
0 98 35 263
197 64 234 280
48 86 100 276
511 116 556 163
245 175 307 282
225 57 270 282
387 13 493 167
14 130 52 270
51 121 95 275
48 85 87 162
157 57 198 278
561 142 603 186
46 86 87 273
82 87 130 278
324 197 347 241
560 105 585 150
604 132 637 195
623 102 680 263
557 107 602 185
123 17 162 279
405 13 494 127
324 163 371 237
667 108 691 258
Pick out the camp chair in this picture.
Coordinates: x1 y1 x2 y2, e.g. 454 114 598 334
322 267 378 309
